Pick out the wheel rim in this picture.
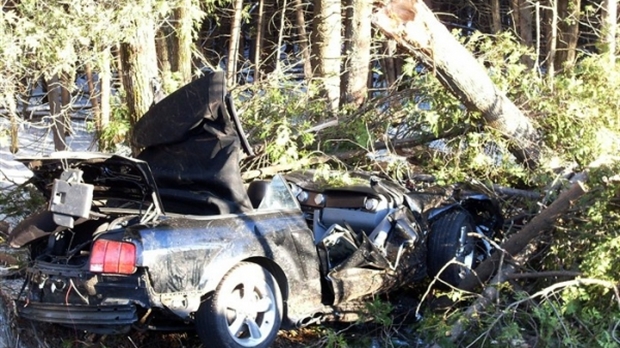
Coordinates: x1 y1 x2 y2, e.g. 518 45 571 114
224 278 277 347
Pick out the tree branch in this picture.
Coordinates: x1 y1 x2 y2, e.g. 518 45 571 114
458 180 588 292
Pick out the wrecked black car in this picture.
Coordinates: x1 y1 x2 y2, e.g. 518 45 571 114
9 71 502 348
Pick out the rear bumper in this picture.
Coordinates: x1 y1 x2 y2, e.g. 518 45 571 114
15 300 137 328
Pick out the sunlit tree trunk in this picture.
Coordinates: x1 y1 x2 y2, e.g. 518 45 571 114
602 0 617 65
253 0 266 82
546 0 558 84
554 0 580 70
120 17 158 128
341 0 372 108
275 0 289 73
171 0 193 84
311 0 341 112
7 89 19 154
373 0 540 166
85 62 101 146
60 72 73 136
48 74 66 151
155 26 173 90
99 47 111 133
227 0 244 89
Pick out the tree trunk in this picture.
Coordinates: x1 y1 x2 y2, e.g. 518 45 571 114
99 47 111 134
341 0 372 108
7 89 19 154
311 0 341 113
546 0 558 83
85 62 101 140
275 0 289 73
381 39 398 90
171 0 193 84
253 0 266 82
47 74 66 151
510 0 535 67
227 0 244 89
490 0 502 33
372 0 541 166
120 18 158 128
458 180 588 291
155 26 173 90
602 0 617 65
293 0 312 80
554 0 580 70
60 72 73 136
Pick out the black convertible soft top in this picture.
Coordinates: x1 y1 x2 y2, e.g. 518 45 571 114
132 71 253 215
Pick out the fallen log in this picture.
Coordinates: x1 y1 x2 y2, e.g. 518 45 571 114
458 180 588 292
371 0 541 166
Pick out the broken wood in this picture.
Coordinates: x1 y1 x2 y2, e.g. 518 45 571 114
458 180 588 292
371 0 541 166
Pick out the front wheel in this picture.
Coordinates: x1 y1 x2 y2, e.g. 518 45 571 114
427 210 477 287
195 262 283 348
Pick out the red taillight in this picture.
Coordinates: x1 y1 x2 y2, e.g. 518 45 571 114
90 240 136 274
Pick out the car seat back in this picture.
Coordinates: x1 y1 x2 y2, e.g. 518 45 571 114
247 180 270 209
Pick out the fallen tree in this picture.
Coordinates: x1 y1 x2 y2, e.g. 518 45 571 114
459 179 587 292
371 0 540 167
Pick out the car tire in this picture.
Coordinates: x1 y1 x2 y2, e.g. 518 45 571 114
427 209 477 287
195 262 283 348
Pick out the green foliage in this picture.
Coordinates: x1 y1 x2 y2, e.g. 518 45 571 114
239 78 324 167
398 31 620 186
359 297 394 328
0 184 45 221
96 96 132 153
324 328 350 348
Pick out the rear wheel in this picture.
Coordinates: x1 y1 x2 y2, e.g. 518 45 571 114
195 262 282 348
427 210 477 287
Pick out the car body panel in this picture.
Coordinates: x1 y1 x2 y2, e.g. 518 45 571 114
128 210 324 322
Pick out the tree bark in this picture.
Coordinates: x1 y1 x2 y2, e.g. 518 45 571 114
120 17 158 128
47 74 66 151
227 0 244 89
546 0 558 83
490 0 502 33
311 0 342 113
372 0 541 166
458 180 587 291
7 89 19 154
99 47 111 136
293 0 312 80
602 0 617 65
510 0 535 67
341 0 373 107
60 72 73 136
275 0 289 73
253 0 266 82
155 25 173 90
554 0 580 70
171 0 193 84
381 39 398 90
85 62 101 144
